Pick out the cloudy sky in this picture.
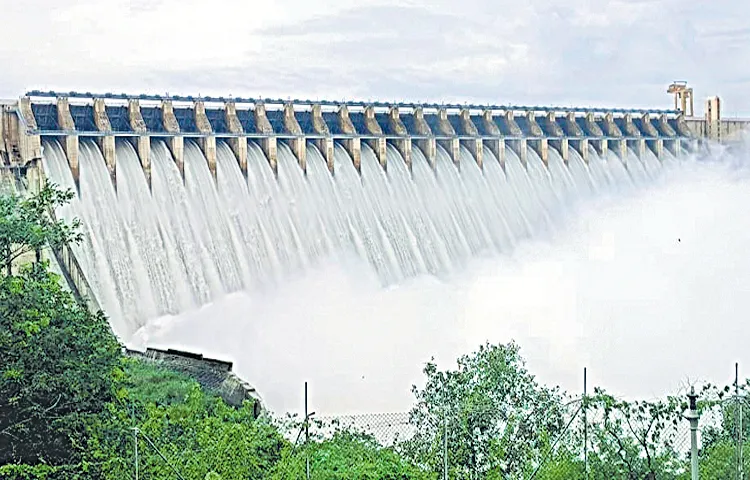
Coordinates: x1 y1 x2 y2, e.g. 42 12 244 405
1 0 749 114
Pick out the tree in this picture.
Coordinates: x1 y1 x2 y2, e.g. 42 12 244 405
270 430 435 480
0 184 121 466
401 341 567 479
0 180 81 275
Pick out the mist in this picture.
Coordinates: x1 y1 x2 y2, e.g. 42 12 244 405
130 141 750 416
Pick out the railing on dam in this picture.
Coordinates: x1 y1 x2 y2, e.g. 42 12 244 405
0 91 705 192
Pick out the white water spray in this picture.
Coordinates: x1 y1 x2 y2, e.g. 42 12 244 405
41 136 750 415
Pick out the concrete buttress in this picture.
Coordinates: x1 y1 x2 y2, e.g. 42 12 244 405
504 111 526 166
127 100 151 189
459 109 483 169
363 106 387 170
545 112 568 163
657 114 679 156
224 102 248 179
93 98 116 190
411 107 436 168
311 104 334 173
640 113 663 158
436 108 459 168
194 101 217 181
602 113 626 159
622 114 645 159
387 107 411 170
283 103 306 172
17 98 42 166
524 111 548 166
563 112 588 162
56 97 80 193
161 100 184 180
481 110 504 169
337 105 361 172
254 103 277 174
583 112 605 157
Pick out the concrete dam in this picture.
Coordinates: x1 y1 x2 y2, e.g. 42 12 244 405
0 90 746 340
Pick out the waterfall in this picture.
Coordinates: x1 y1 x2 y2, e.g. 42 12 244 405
42 137 673 339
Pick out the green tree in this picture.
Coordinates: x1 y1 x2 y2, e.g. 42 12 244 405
402 341 567 479
0 180 81 274
0 184 121 467
270 430 435 480
86 365 286 480
579 391 686 480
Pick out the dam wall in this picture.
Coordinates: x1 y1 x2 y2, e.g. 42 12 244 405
1 90 747 339
0 91 706 190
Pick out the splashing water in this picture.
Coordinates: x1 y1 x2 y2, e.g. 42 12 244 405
42 136 750 414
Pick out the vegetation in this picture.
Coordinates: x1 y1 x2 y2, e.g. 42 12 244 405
1 182 748 479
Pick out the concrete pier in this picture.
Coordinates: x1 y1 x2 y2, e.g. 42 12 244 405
254 103 277 174
545 112 568 163
224 102 248 179
503 111 526 166
283 103 305 172
337 105 361 172
194 101 217 181
602 113 626 159
387 107 411 170
583 112 605 157
435 108 459 168
525 111 548 165
562 112 588 162
363 106 387 170
311 104 334 173
622 114 646 159
17 98 42 166
640 113 663 158
56 97 80 192
480 110 504 169
656 114 679 156
459 109 483 169
128 100 151 189
412 107 436 168
93 98 116 189
161 100 184 180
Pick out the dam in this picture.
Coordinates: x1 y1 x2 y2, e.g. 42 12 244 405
0 90 747 340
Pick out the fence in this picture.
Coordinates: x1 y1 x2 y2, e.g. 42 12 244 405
267 370 750 480
113 367 750 480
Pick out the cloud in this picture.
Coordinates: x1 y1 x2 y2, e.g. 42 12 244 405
0 0 748 114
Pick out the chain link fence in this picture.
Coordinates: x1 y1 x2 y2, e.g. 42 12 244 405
109 371 750 479
267 385 750 479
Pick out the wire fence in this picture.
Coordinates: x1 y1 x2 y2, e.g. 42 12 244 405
113 367 750 480
268 377 750 479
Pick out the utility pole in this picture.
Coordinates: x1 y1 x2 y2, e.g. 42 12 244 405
685 386 700 480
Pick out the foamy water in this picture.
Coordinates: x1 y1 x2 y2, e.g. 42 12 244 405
130 140 750 415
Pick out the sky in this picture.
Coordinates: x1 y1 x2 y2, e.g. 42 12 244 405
1 0 749 115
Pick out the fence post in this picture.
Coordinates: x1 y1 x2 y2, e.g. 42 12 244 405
443 409 448 480
736 363 743 480
134 426 139 480
583 367 588 480
305 381 310 480
685 386 700 480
